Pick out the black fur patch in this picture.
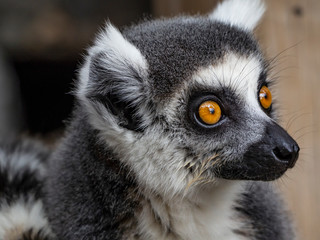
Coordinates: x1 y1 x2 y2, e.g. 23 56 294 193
21 229 52 240
234 182 295 239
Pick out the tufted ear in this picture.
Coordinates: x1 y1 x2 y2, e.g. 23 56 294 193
209 0 265 31
77 23 150 132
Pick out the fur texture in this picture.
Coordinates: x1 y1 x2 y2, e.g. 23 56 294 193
1 0 299 239
0 140 54 240
44 0 298 238
209 0 265 31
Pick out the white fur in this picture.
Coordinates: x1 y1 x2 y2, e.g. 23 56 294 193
209 0 265 31
77 23 149 102
94 118 193 199
0 149 46 181
77 23 153 129
0 148 46 182
137 181 246 240
193 53 267 118
78 22 148 97
79 81 192 199
0 197 53 238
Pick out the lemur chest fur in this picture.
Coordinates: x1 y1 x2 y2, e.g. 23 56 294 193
135 181 246 240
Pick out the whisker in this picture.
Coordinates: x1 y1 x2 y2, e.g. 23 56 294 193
292 125 315 137
266 42 301 68
295 130 317 141
267 65 298 80
230 55 241 85
285 112 310 131
236 63 262 89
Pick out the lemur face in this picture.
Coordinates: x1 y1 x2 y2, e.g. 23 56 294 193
77 0 299 198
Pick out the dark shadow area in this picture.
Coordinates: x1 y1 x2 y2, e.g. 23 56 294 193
0 0 151 135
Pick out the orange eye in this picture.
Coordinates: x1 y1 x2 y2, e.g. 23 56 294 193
198 101 221 125
259 86 272 109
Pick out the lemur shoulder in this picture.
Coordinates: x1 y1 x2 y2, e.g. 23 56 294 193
0 0 299 239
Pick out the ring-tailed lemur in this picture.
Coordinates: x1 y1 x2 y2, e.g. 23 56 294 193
0 0 300 239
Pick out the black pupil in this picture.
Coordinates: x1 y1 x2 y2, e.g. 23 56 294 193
261 93 267 99
209 107 215 114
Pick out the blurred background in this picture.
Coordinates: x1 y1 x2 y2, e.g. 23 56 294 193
0 0 318 239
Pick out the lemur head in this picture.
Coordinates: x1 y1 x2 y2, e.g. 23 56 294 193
76 0 299 198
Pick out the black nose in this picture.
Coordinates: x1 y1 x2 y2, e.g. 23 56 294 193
267 123 300 168
272 143 299 168
240 122 300 181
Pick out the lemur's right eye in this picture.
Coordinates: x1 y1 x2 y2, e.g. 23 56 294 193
198 101 221 125
259 86 272 110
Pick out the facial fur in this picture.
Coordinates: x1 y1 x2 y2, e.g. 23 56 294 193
76 0 299 200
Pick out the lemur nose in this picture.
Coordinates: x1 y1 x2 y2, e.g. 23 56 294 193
267 123 300 168
272 143 299 168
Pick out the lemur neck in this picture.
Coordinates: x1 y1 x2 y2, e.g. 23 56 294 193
137 180 244 240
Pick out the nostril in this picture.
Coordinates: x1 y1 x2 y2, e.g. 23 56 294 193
272 144 299 168
273 147 292 162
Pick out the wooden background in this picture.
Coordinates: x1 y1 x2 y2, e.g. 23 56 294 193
153 0 319 239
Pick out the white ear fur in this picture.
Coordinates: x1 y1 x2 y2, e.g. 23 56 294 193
77 22 148 102
76 22 152 132
209 0 265 31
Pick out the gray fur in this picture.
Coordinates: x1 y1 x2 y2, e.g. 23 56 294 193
44 112 140 239
123 17 261 99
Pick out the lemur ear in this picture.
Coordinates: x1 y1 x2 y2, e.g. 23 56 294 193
208 0 265 31
77 22 150 131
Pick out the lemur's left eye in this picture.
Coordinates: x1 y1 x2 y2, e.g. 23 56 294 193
198 101 222 125
259 86 272 110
